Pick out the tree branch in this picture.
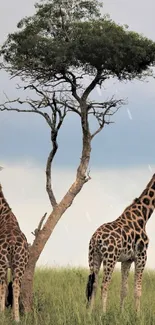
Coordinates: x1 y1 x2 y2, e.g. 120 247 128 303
45 93 67 206
0 99 54 128
31 212 47 237
46 136 58 207
62 71 81 103
89 97 125 138
0 93 68 208
81 69 103 102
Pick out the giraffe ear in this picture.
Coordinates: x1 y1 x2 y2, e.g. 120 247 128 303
0 166 4 171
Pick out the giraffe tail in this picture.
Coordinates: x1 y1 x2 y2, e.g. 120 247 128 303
86 272 95 301
86 237 97 302
5 281 13 308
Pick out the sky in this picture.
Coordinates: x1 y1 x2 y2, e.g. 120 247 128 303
0 0 155 270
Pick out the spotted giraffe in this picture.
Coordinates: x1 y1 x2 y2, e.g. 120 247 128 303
0 181 29 322
86 174 155 313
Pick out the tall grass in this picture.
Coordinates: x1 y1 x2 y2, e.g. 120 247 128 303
1 268 155 324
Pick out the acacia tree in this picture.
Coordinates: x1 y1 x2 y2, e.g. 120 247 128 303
0 0 155 312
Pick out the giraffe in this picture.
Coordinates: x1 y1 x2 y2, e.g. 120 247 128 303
0 181 29 322
86 173 155 313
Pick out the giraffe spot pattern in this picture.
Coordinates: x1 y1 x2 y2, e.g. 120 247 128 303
87 174 155 313
143 198 150 205
149 191 154 197
0 184 29 322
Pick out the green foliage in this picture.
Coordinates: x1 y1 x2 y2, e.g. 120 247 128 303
73 20 155 79
1 0 155 83
1 268 155 325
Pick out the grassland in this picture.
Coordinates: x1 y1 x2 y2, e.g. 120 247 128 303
1 268 155 325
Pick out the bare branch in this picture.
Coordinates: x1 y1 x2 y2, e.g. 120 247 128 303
16 83 82 116
0 93 68 208
0 99 54 128
67 106 81 116
91 125 104 139
45 94 67 206
62 71 81 103
23 84 47 98
46 144 58 207
81 69 103 102
90 97 125 139
31 212 47 237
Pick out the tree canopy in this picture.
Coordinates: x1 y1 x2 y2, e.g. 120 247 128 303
1 0 155 84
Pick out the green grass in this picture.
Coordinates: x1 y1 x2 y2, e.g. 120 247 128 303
1 268 155 324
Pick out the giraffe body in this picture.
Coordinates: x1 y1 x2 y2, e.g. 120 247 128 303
86 174 155 313
0 183 29 322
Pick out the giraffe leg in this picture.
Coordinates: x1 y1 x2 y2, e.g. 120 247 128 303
101 261 116 313
120 260 132 311
11 245 29 322
5 271 9 308
12 278 20 322
134 253 147 313
0 269 7 312
86 253 102 311
0 281 7 312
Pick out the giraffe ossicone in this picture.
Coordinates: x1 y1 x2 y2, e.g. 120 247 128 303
86 173 155 313
0 182 29 322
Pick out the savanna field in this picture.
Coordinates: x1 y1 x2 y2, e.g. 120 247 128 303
1 268 155 325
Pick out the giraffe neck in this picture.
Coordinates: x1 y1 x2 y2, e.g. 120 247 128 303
0 184 12 217
134 174 155 224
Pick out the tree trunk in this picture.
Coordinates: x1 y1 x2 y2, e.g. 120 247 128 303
20 247 36 312
20 128 91 312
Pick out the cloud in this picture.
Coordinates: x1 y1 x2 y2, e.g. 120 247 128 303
0 162 155 269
